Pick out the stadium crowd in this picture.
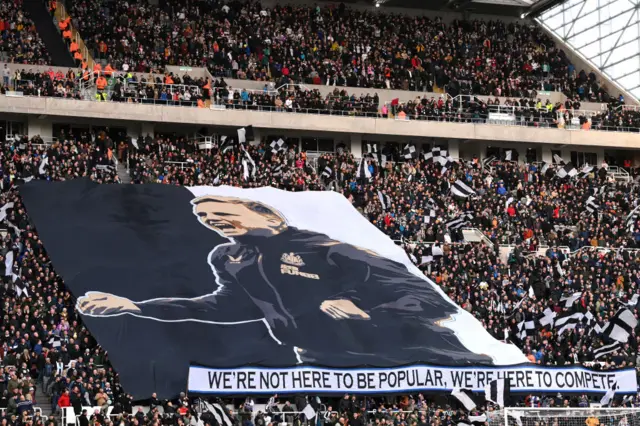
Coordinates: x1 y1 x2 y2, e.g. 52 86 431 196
6 69 640 132
0 0 50 65
0 130 638 426
63 0 607 100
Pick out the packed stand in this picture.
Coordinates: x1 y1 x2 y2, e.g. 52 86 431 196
0 132 120 420
107 72 209 106
1 66 82 98
66 0 607 100
391 95 588 128
0 131 639 419
5 64 639 133
0 0 50 65
212 80 380 116
589 97 640 132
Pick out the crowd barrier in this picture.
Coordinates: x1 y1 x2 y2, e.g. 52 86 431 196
62 406 114 426
0 407 43 417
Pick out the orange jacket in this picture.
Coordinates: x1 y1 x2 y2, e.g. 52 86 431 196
93 63 102 73
69 42 78 53
62 30 72 40
197 99 205 108
73 51 82 61
96 76 107 90
104 64 114 76
59 17 70 30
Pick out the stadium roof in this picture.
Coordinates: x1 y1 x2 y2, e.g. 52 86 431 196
537 0 640 100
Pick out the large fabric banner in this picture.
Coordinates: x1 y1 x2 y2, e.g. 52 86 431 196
21 180 538 398
189 365 635 394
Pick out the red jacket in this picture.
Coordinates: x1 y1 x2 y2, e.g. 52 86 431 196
58 393 71 408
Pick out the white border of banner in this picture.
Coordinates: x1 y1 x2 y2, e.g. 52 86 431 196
188 364 637 395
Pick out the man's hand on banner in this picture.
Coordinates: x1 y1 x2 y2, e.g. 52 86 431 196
77 292 141 316
320 299 370 320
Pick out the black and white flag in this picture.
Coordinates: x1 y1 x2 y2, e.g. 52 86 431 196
505 150 513 161
600 382 617 406
484 378 510 407
0 202 14 223
220 136 234 154
451 389 484 412
4 250 13 278
553 154 565 165
625 205 640 232
203 401 233 426
538 308 557 327
585 196 599 214
39 155 49 175
14 277 28 298
377 191 391 210
302 404 317 421
516 317 536 340
241 150 256 180
554 311 585 335
602 308 638 342
593 341 623 360
540 162 551 174
356 157 371 180
446 212 474 230
367 143 387 166
402 144 417 160
270 139 286 154
321 166 333 180
421 244 444 264
439 156 455 174
271 163 283 176
556 162 577 178
237 126 254 144
451 180 476 198
48 334 61 348
577 164 595 179
481 156 496 170
560 292 582 308
554 260 565 278
424 208 436 224
423 147 446 162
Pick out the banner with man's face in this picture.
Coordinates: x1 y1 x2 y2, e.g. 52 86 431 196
21 179 623 399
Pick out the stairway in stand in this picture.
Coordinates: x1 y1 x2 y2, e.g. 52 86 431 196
22 0 75 67
117 161 131 184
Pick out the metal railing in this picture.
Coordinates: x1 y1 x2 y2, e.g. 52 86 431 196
0 407 43 416
3 90 640 135
164 161 192 170
606 165 631 182
54 0 94 69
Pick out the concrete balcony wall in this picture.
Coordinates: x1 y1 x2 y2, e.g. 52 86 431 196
2 95 639 149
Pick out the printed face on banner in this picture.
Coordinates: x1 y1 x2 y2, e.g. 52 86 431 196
192 196 286 237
